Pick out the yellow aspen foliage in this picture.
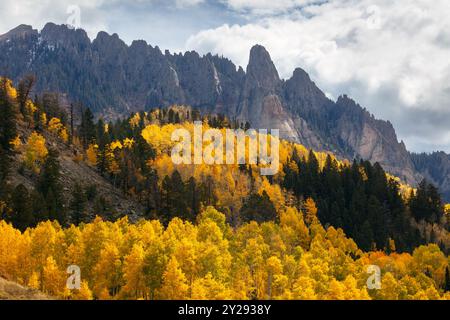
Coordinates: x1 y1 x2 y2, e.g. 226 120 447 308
92 243 123 297
141 124 178 155
26 100 37 114
377 272 401 300
280 206 310 250
122 243 147 299
266 256 286 299
191 273 232 300
42 256 65 296
40 112 48 128
27 271 40 290
444 204 450 215
86 144 98 166
105 146 120 175
325 279 346 300
257 178 284 212
59 128 69 143
123 138 135 149
304 198 318 225
159 257 189 300
23 131 48 172
0 207 448 300
10 135 22 151
48 117 63 133
292 276 317 300
389 238 396 252
3 78 17 98
72 281 94 300
129 112 141 128
412 244 447 286
0 221 22 279
110 140 123 151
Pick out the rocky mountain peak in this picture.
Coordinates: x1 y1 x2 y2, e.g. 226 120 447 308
0 24 37 42
284 67 329 113
93 31 125 48
291 67 311 82
41 22 90 48
246 44 280 90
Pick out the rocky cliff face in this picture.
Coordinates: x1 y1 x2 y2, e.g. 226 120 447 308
1 23 447 198
411 152 450 201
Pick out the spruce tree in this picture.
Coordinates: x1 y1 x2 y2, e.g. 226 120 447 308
80 107 96 148
70 183 88 225
444 267 450 292
38 149 66 225
10 184 34 231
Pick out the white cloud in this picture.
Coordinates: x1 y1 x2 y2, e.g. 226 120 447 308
176 0 205 7
220 0 320 15
186 0 450 152
0 0 204 40
0 0 110 39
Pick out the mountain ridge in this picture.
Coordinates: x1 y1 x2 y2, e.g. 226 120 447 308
0 22 448 199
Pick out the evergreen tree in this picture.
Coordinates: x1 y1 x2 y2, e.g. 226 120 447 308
30 190 48 223
240 191 277 223
0 79 18 153
80 107 96 148
70 183 88 225
17 75 35 119
38 149 66 225
160 171 188 223
10 184 34 231
185 177 200 221
444 267 450 292
410 179 444 223
0 80 17 190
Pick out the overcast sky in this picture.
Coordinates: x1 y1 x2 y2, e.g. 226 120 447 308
1 0 450 154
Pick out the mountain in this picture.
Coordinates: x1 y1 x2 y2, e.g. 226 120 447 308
0 23 448 199
411 152 450 201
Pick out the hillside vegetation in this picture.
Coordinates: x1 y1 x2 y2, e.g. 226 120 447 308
0 76 449 300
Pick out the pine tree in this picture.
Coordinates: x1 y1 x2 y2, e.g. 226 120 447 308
38 149 66 225
410 179 444 223
80 107 96 148
31 190 48 223
0 79 17 153
240 191 277 223
0 79 17 189
17 75 35 119
10 184 34 231
70 183 88 225
444 267 450 292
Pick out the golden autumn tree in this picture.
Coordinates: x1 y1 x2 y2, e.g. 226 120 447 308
86 144 98 166
48 117 68 143
42 256 65 296
159 256 189 300
304 198 318 226
23 131 48 172
72 281 94 300
122 243 147 299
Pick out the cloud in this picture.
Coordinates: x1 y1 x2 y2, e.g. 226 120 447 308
0 0 207 41
220 0 321 15
176 0 205 7
186 0 450 153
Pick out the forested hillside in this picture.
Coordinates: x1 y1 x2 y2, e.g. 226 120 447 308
0 76 449 300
